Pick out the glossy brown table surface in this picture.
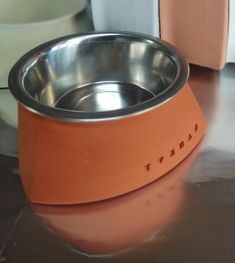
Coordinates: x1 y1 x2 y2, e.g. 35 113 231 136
1 59 235 261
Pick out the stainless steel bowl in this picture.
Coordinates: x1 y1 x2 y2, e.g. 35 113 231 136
9 32 188 121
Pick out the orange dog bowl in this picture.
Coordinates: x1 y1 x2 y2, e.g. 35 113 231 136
9 33 206 204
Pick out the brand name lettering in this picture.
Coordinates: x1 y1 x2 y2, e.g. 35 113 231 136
144 123 199 171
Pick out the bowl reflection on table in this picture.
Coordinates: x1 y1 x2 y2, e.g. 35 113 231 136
32 146 199 256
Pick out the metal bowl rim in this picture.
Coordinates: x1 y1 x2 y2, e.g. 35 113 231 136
8 32 189 122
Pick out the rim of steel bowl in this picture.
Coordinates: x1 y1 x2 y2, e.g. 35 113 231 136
8 32 189 122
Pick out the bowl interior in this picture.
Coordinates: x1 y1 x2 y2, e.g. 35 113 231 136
20 36 178 113
55 82 154 112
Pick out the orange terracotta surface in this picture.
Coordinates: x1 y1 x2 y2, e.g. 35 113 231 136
160 0 229 69
32 145 199 254
19 83 206 204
